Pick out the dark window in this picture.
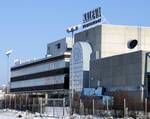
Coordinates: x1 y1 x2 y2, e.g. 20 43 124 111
146 75 150 99
67 48 72 52
48 46 50 51
56 43 61 49
148 75 150 93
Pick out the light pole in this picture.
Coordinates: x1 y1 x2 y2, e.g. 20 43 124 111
66 24 81 45
5 50 13 93
66 24 81 114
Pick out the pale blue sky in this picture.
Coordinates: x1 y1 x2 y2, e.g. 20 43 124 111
0 0 150 85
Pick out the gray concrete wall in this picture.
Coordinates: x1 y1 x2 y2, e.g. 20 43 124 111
75 25 102 60
47 37 73 57
90 51 143 88
75 24 150 59
74 24 150 100
90 51 145 101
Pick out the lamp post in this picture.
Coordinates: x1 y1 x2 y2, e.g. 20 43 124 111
5 50 13 93
66 24 81 114
66 24 81 45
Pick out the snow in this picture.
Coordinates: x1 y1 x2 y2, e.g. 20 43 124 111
0 110 104 119
0 111 17 119
0 109 58 119
0 109 148 119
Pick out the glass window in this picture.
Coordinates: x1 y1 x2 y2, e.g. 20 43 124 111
56 43 61 49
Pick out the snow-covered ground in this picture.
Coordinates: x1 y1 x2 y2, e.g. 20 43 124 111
0 109 148 119
0 109 105 119
0 109 59 119
0 112 16 119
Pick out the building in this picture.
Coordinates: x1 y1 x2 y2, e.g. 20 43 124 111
70 24 150 102
90 50 150 102
10 37 73 104
10 23 150 104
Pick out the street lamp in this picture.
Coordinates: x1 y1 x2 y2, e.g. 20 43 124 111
6 50 13 56
5 50 13 93
66 24 81 42
66 24 81 114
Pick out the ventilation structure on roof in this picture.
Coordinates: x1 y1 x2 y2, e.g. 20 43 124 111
128 39 138 49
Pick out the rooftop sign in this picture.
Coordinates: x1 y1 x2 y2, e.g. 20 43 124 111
83 7 101 28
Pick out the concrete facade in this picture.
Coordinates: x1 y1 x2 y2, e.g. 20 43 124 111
90 50 150 101
75 25 101 60
75 24 150 59
90 51 142 89
90 51 142 88
47 37 73 57
70 42 92 92
74 24 150 101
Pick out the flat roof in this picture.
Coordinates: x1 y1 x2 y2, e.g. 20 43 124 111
11 54 71 71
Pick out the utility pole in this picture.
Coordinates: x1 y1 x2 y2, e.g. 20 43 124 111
5 50 13 94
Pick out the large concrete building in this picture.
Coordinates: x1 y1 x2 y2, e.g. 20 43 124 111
70 24 150 101
75 24 150 59
10 24 150 104
10 37 73 103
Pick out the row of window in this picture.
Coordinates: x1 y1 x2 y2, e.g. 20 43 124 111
11 60 68 77
11 75 65 89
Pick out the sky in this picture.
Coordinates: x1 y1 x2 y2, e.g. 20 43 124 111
0 0 150 85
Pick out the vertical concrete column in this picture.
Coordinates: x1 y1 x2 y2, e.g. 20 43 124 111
25 94 28 110
19 96 22 110
92 99 95 115
39 98 43 114
63 98 65 116
145 98 147 119
45 93 48 105
14 94 16 109
32 98 35 113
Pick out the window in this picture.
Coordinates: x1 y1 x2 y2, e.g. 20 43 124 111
56 43 61 49
147 75 150 93
47 46 50 52
67 48 72 52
